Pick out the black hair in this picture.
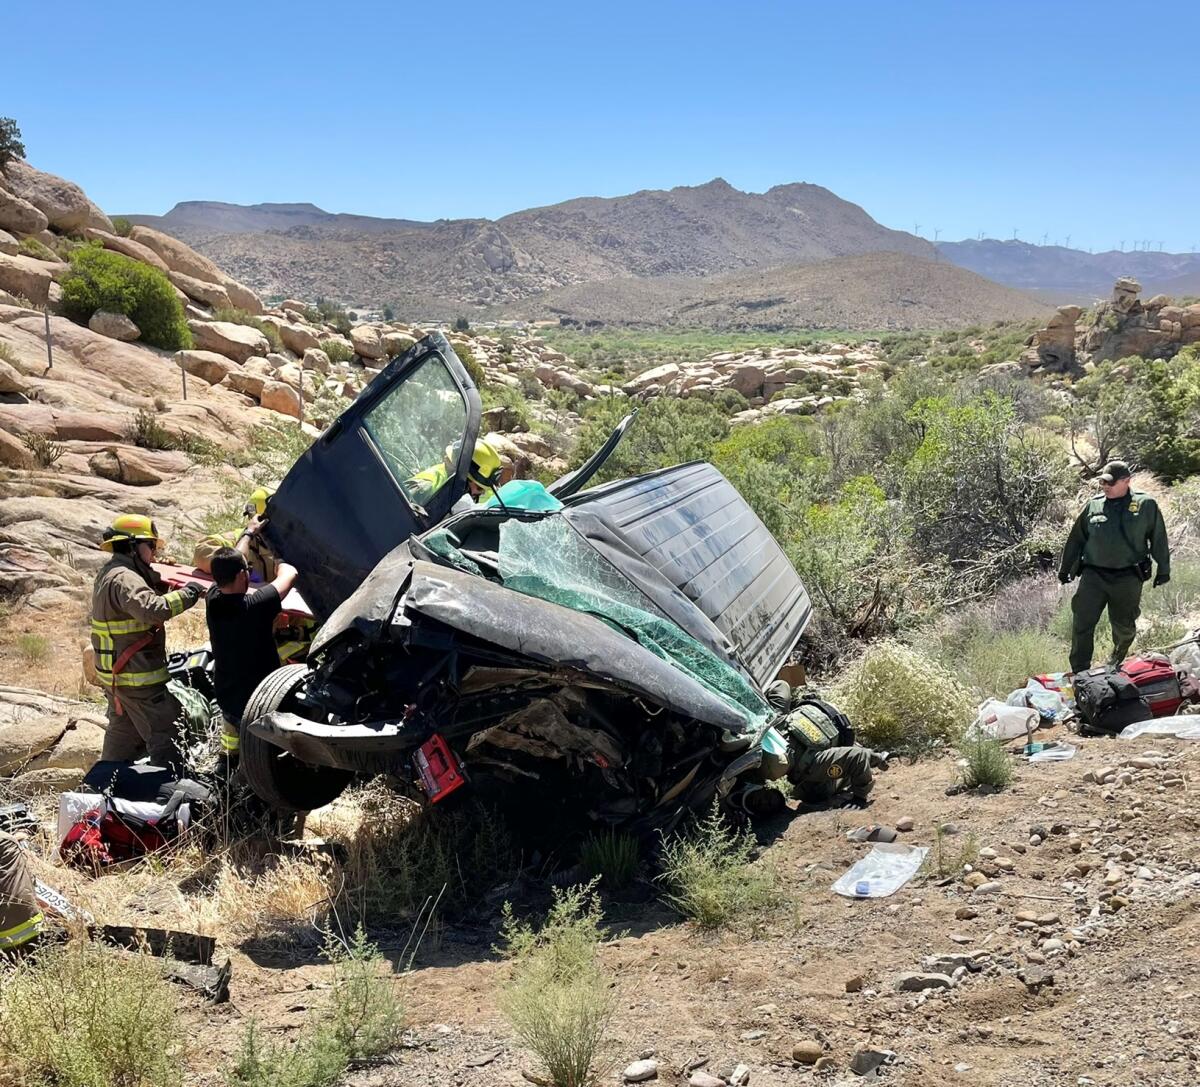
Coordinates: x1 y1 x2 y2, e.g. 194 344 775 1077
210 546 249 588
109 538 135 555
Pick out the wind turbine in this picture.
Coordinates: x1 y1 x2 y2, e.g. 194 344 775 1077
1065 234 1071 249
933 227 941 241
914 223 921 237
1119 240 1125 251
1013 228 1019 240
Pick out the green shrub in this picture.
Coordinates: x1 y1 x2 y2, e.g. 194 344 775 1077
959 736 1014 790
19 235 55 260
321 339 355 365
453 315 470 332
829 640 975 753
497 881 615 1087
21 430 64 467
657 803 780 929
110 216 133 237
16 633 48 661
579 830 639 889
0 940 182 1087
453 341 485 388
128 407 173 450
225 927 403 1087
60 243 191 350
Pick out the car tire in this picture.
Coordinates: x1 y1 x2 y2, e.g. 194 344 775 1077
240 664 354 813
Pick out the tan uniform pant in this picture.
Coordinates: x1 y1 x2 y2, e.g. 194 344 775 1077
100 684 185 769
0 832 41 953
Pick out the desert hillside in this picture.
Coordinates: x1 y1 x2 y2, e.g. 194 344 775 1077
497 253 1051 330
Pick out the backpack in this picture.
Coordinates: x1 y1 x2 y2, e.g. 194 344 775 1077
1074 667 1153 735
791 695 856 746
1118 654 1183 717
781 700 843 760
61 775 213 869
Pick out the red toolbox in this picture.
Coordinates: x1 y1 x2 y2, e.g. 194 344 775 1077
1119 654 1184 717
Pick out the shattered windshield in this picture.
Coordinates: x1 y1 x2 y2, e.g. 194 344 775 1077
361 352 467 507
496 516 772 732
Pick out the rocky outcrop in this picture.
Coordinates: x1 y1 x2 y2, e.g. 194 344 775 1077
169 269 232 310
88 310 140 341
0 185 49 235
1 160 111 232
188 319 270 364
82 227 170 272
1021 305 1081 373
1081 278 1200 365
0 252 60 306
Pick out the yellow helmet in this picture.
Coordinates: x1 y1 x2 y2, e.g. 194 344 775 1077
244 487 272 519
468 439 503 489
101 513 164 552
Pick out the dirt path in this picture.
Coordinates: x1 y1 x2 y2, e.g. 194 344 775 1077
159 723 1199 1087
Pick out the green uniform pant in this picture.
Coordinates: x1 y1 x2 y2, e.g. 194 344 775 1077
790 746 874 804
1069 567 1143 674
100 684 185 769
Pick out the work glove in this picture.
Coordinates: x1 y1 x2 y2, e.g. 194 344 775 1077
869 751 890 771
839 794 870 810
1058 572 1073 585
177 582 203 607
1154 572 1170 587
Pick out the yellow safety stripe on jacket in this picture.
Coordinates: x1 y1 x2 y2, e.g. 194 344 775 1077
164 590 190 617
0 911 43 950
91 618 157 674
276 641 308 663
94 666 171 688
220 732 240 751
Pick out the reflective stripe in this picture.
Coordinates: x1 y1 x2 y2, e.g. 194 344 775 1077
91 618 154 636
95 667 170 688
220 733 240 751
164 590 188 617
276 641 307 663
0 911 43 950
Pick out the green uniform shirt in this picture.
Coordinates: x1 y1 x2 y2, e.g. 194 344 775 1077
1059 490 1169 579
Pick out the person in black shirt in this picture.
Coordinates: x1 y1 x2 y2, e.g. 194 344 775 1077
206 545 299 760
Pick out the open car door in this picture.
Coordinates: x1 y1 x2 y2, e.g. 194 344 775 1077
263 332 481 621
547 410 637 500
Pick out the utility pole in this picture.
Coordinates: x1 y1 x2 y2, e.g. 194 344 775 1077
1041 232 1049 246
977 230 984 241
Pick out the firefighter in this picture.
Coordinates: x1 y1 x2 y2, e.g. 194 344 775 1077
91 514 202 770
0 832 42 956
404 439 504 509
239 486 279 582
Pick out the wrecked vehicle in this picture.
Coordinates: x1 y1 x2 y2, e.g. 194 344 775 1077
245 332 812 835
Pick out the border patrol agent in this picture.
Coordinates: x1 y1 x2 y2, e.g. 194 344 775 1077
1059 461 1171 674
91 515 202 769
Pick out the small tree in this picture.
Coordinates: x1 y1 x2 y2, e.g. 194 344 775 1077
0 117 24 171
452 315 470 332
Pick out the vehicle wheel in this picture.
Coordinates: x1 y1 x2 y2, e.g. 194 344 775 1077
240 664 353 813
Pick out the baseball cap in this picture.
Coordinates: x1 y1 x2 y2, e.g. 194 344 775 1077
1099 460 1132 484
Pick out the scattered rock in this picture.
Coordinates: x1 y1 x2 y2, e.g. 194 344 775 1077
793 1040 823 1064
895 816 914 832
845 974 865 993
623 1059 658 1082
955 906 978 920
689 1075 724 1087
88 310 140 342
894 971 953 992
728 1065 750 1086
850 1047 894 1077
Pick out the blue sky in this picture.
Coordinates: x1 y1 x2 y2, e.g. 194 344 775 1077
7 0 1199 252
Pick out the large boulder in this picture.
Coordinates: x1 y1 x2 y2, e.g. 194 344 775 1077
87 443 182 487
381 331 415 358
260 380 302 419
0 357 27 394
81 227 170 272
0 228 16 256
280 321 321 355
302 347 330 373
222 278 263 315
0 428 35 468
169 269 232 310
128 225 225 285
1 160 111 232
0 186 48 235
221 369 267 399
176 349 238 385
351 324 385 360
0 252 57 306
88 310 140 342
187 320 269 364
0 712 67 775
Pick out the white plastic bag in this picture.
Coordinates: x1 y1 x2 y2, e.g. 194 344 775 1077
1170 641 1200 682
832 843 929 898
965 699 1038 741
1117 716 1200 741
1028 741 1077 762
